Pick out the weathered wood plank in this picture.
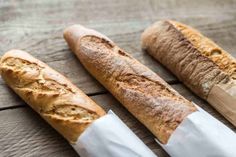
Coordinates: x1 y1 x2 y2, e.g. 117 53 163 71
0 107 79 157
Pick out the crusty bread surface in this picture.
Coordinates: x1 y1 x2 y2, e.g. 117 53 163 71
64 25 197 144
141 20 236 99
0 49 105 143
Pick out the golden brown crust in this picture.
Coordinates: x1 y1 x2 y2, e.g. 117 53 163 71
170 21 236 79
64 25 197 144
141 20 234 99
0 49 105 143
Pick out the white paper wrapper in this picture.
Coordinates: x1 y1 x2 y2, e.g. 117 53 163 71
71 110 157 157
156 106 236 157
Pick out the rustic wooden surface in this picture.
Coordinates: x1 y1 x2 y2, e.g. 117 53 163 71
0 0 236 156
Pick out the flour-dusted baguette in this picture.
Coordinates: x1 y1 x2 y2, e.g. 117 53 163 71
141 20 236 126
64 25 197 144
142 20 235 99
0 50 105 143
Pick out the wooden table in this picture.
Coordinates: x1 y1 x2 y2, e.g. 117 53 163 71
0 0 235 156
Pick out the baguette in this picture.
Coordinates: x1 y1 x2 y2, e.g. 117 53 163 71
141 20 236 126
141 20 235 99
64 25 197 144
0 50 105 143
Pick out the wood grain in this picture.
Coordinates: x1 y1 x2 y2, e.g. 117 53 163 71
0 0 236 156
0 107 78 157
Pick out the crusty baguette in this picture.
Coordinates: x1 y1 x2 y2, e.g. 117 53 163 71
64 25 197 144
0 50 105 143
141 20 236 99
